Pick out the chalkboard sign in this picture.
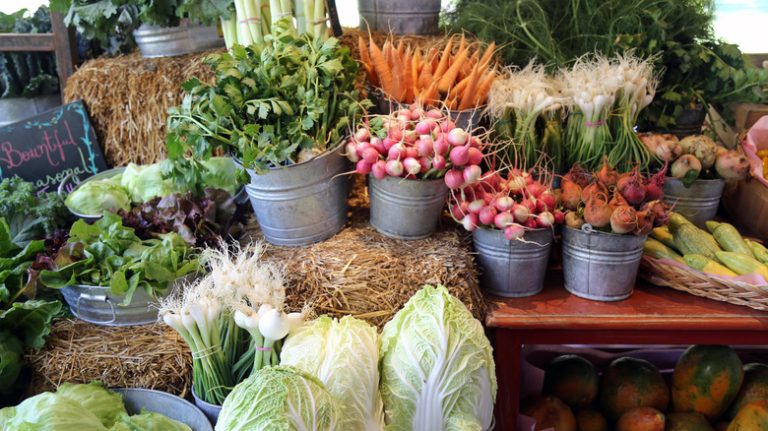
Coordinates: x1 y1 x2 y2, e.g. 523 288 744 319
0 100 107 193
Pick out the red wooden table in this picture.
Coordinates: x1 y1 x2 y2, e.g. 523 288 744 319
486 272 768 431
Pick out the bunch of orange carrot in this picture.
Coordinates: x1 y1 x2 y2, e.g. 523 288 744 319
357 34 497 111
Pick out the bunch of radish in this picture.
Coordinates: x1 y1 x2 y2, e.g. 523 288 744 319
345 105 487 186
449 167 564 240
560 159 670 236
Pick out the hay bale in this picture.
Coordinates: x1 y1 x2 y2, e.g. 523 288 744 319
64 51 220 166
25 320 191 397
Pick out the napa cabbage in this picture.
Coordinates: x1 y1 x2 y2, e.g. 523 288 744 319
215 366 340 431
281 315 385 431
379 285 497 431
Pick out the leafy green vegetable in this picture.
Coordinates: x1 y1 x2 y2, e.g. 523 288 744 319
281 315 385 431
120 163 176 203
199 157 239 195
39 213 199 303
216 366 340 431
166 18 367 173
379 285 496 431
0 176 69 247
66 175 131 216
0 331 22 394
110 412 192 431
50 0 140 55
6 392 109 431
56 382 126 427
0 299 61 350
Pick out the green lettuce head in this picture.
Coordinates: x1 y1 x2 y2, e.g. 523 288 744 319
110 412 191 431
6 392 108 431
379 285 497 431
56 382 126 428
216 366 340 431
66 178 131 216
121 163 176 203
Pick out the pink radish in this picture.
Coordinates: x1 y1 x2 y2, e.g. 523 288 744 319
451 203 468 220
511 203 530 223
382 137 395 151
404 130 418 143
388 128 403 142
433 135 449 155
426 109 442 119
479 206 497 225
354 128 370 142
432 155 447 170
440 120 456 132
416 139 434 157
447 128 468 146
387 143 405 160
356 160 372 175
362 147 379 164
504 223 525 240
494 196 514 212
356 141 372 158
537 211 555 228
370 137 385 154
371 160 387 179
468 199 486 214
507 175 526 193
415 120 434 135
523 218 538 229
418 157 432 172
403 157 421 176
469 136 481 148
444 169 464 189
405 147 418 159
346 141 359 162
462 213 478 231
385 160 404 177
494 211 515 229
449 145 470 166
463 165 482 184
467 147 483 165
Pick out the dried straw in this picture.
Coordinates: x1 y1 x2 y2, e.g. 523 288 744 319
64 50 220 167
25 319 191 397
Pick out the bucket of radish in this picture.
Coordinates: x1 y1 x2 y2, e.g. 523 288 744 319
347 106 489 239
450 159 562 297
559 162 671 301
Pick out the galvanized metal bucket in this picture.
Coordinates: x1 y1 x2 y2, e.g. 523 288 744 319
113 388 213 431
561 226 646 301
243 146 350 246
663 177 724 228
473 227 553 297
61 278 182 326
368 175 448 240
358 0 441 35
191 386 222 425
135 23 223 58
372 91 483 132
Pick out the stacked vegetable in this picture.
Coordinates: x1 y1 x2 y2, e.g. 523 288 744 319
358 34 498 110
560 162 670 236
346 105 487 183
645 212 768 282
221 0 330 48
639 134 750 186
0 382 191 430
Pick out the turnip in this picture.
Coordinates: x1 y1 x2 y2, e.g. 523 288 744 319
463 165 482 184
671 154 702 187
494 211 514 229
371 160 387 179
511 203 530 223
715 150 750 180
432 155 447 170
504 223 525 240
462 213 478 231
447 128 468 146
386 159 404 177
479 206 497 225
362 147 379 164
403 157 421 176
494 196 514 212
356 160 372 175
444 169 464 189
449 145 470 166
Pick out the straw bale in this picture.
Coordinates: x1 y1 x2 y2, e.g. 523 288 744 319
25 319 191 397
64 50 220 167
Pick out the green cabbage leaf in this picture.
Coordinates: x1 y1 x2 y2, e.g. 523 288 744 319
379 285 497 431
65 176 131 216
120 163 176 203
56 382 126 427
7 392 109 431
109 411 192 431
281 315 385 431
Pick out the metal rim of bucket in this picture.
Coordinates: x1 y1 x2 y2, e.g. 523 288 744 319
113 387 213 431
371 88 484 131
472 227 553 298
368 175 448 240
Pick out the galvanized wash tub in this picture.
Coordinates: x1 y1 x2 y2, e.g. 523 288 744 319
191 386 222 425
368 175 448 240
473 227 553 297
663 177 724 228
135 23 224 58
243 146 350 246
113 388 213 431
358 0 441 35
562 226 646 301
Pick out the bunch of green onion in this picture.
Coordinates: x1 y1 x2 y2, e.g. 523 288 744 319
220 0 329 49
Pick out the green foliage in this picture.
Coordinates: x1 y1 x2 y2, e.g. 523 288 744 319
50 0 140 55
176 0 232 26
166 18 368 173
0 176 69 247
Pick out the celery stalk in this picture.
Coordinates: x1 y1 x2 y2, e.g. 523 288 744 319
294 0 306 33
243 0 261 43
233 0 254 46
313 0 325 39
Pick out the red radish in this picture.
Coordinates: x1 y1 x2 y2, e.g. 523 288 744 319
411 107 424 119
554 210 565 224
468 199 486 214
415 120 434 135
479 206 497 225
382 137 395 151
444 169 464 189
405 147 419 159
403 157 421 176
404 130 418 143
432 155 447 170
467 147 483 165
523 218 538 229
388 128 403 142
346 141 359 162
426 109 442 119
371 160 387 179
504 223 525 240
520 199 536 212
494 196 514 212
617 167 647 206
356 160 372 175
433 135 449 155
417 139 434 157
362 147 379 164
494 211 515 229
354 128 370 142
463 165 482 184
385 160 404 177
469 136 481 148
418 157 432 172
507 175 526 193
537 190 556 211
462 213 478 231
449 145 470 166
537 211 555 228
440 120 456 132
370 137 385 154
511 203 530 223
451 202 469 220
447 128 468 146
525 182 547 198
387 143 405 160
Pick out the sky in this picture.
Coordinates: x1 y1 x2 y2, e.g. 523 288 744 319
2 0 767 53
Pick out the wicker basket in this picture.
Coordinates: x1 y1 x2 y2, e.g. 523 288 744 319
640 256 768 311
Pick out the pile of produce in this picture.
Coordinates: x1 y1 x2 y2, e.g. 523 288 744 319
221 0 330 47
639 134 750 185
0 382 191 430
645 213 768 282
346 105 487 182
358 34 498 110
560 162 669 236
38 213 199 303
166 19 365 173
214 284 496 430
524 345 765 431
0 177 69 247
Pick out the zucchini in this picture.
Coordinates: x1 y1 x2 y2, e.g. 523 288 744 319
672 223 722 260
644 238 685 263
668 212 692 231
710 222 753 257
715 252 768 279
651 226 677 250
684 254 738 277
747 240 768 264
705 220 721 233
